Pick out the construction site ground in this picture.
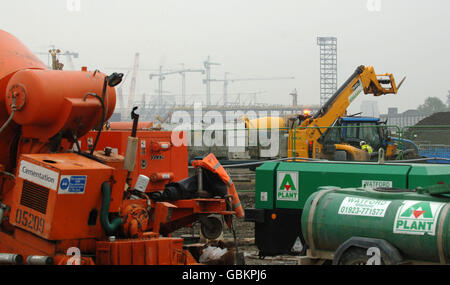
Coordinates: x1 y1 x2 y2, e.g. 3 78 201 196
172 168 302 265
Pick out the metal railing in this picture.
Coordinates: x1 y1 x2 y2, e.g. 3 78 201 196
180 124 450 164
399 125 450 163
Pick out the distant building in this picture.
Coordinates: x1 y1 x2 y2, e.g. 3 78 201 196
379 107 429 129
360 101 380 118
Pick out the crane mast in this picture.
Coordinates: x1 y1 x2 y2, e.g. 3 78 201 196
150 65 204 106
63 50 79 70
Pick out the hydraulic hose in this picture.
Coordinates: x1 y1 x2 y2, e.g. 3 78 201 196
0 109 15 135
83 93 105 155
100 182 123 235
0 94 17 135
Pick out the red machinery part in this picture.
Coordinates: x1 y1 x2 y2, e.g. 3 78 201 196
151 141 171 152
0 30 232 266
79 130 188 191
0 30 46 83
150 172 174 182
5 69 116 139
95 236 196 265
108 121 153 130
121 203 149 238
0 30 47 171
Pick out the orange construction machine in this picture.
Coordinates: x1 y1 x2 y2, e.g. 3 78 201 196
0 30 241 265
79 113 243 241
80 127 187 192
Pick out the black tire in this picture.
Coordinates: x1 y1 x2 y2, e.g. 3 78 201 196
200 216 223 240
338 247 393 265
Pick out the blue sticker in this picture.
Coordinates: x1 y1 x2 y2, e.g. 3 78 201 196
68 176 86 193
60 177 69 190
58 175 87 194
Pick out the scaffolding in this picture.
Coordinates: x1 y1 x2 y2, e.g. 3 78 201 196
317 37 337 107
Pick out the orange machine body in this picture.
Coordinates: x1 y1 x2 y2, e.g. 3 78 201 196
9 153 124 240
5 69 116 140
0 30 47 172
107 121 153 130
95 234 196 265
0 29 116 215
0 30 226 265
1 151 198 265
79 130 188 191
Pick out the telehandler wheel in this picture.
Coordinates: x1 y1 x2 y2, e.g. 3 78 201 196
200 216 223 240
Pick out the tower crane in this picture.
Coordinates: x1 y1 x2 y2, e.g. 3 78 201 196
35 46 78 70
232 91 267 106
35 47 63 70
208 73 295 105
149 65 204 106
290 89 298 106
203 56 220 106
179 63 204 106
63 50 79 70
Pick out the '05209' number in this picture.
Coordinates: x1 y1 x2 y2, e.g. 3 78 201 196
15 208 45 234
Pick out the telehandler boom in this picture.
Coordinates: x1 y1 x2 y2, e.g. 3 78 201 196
287 65 405 161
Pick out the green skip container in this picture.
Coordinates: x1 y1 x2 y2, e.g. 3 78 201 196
301 186 450 264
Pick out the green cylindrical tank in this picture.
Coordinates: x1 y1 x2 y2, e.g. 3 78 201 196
301 186 450 263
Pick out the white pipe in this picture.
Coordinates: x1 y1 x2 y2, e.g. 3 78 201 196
26 255 53 265
0 253 23 265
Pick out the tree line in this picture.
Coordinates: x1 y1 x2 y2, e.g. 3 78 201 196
417 94 450 114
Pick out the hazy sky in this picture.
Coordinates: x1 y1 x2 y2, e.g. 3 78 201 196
1 0 449 114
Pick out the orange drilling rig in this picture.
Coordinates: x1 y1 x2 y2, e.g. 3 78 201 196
0 30 242 265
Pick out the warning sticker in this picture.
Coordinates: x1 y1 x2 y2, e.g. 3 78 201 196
58 175 87 194
393 200 445 236
338 197 391 217
260 192 268 202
